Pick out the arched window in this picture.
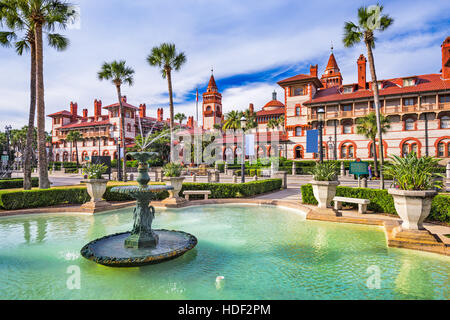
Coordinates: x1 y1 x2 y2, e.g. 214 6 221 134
340 142 356 159
405 118 415 131
441 116 450 129
102 150 110 157
294 146 304 159
295 107 301 116
55 154 60 162
401 139 421 157
92 150 98 157
63 152 69 162
295 127 302 136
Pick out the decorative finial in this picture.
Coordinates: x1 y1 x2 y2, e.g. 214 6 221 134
211 66 214 75
331 41 334 53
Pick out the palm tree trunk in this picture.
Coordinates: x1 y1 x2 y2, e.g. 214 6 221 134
23 43 37 190
366 41 385 189
70 142 73 163
372 138 378 177
166 68 175 162
116 84 127 181
75 141 79 168
35 23 50 189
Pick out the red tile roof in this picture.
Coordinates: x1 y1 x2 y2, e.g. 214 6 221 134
326 53 339 70
263 99 285 109
48 110 72 117
59 120 111 129
277 74 323 88
304 74 450 105
256 108 285 116
207 75 217 89
103 102 139 110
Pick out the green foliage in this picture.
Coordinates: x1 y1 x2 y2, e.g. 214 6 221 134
180 179 282 199
301 184 449 223
309 162 338 181
83 163 107 179
163 163 183 177
384 153 444 191
0 178 39 189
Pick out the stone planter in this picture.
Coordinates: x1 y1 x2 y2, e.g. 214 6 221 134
310 180 340 209
388 189 437 230
81 179 111 213
162 176 186 206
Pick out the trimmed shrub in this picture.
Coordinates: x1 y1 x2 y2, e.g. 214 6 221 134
301 184 450 223
0 178 39 189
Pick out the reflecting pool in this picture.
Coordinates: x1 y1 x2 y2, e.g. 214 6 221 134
0 205 448 300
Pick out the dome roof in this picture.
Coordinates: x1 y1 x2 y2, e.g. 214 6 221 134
263 99 284 111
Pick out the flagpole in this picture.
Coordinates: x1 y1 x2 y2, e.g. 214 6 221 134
196 88 199 126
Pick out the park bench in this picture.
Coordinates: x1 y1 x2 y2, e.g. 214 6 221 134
333 196 370 214
183 190 211 201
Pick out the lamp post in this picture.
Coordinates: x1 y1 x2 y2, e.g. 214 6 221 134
4 125 12 169
240 116 247 183
317 108 325 163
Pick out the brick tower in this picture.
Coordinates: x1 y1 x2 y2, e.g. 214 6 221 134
202 73 223 130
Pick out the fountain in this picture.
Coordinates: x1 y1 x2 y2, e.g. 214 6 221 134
80 151 197 267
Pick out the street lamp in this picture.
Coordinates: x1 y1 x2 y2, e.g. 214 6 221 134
240 116 247 183
317 108 325 163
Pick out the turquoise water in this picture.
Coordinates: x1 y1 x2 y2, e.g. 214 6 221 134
0 205 448 300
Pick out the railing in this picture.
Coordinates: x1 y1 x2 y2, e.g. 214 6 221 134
438 102 450 110
402 105 418 113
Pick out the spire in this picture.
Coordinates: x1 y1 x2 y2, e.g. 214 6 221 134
325 52 339 71
320 47 343 88
207 74 218 92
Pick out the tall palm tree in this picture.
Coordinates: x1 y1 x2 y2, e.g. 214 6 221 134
243 109 257 130
267 118 278 130
343 4 393 189
356 112 390 177
66 130 81 167
147 43 186 161
98 60 135 181
222 110 243 131
23 0 75 189
0 0 70 189
174 112 186 126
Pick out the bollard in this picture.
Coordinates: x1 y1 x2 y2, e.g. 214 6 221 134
292 162 296 176
362 177 367 188
214 170 220 183
207 171 212 183
232 175 237 183
192 173 197 182
224 163 228 175
340 162 345 177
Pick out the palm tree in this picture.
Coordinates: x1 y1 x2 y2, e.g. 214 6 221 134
356 112 390 177
222 110 243 131
278 115 285 130
23 0 75 189
147 43 186 161
0 0 71 189
267 119 278 130
243 109 257 130
343 4 393 189
174 112 186 126
66 130 82 168
98 60 135 181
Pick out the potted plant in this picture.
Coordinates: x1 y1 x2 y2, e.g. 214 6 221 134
309 161 340 209
386 153 443 230
162 162 186 205
81 163 110 211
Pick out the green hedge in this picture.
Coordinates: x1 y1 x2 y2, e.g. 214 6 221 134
180 179 282 199
0 178 39 190
301 184 450 223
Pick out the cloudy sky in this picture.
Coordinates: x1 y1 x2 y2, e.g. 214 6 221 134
0 0 449 130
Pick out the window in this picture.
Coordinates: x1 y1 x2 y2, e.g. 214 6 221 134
439 95 450 103
441 116 450 129
343 122 352 134
295 107 301 116
291 86 305 96
404 98 415 106
348 146 354 158
403 78 415 87
93 139 97 147
405 118 415 131
343 86 353 93
437 143 445 157
103 139 108 146
295 127 302 136
402 140 420 157
342 105 352 112
82 140 86 147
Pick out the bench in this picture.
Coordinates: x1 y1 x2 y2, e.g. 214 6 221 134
333 196 370 214
183 190 211 201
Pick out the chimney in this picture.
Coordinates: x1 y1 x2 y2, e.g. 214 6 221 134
357 54 367 90
310 64 318 77
157 108 163 122
94 99 102 119
82 109 88 118
249 103 254 114
139 104 146 118
442 36 450 80
272 90 277 101
70 102 78 122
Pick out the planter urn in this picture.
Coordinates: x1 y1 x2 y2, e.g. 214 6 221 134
81 179 111 213
162 176 186 206
310 180 340 209
388 189 437 230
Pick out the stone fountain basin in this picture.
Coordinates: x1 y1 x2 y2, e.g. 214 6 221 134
81 230 197 267
110 185 173 199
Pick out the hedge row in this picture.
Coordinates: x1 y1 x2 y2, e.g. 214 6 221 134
0 179 282 210
301 184 450 223
180 179 282 199
0 178 39 190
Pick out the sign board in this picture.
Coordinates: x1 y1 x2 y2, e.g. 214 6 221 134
349 160 369 175
1 155 9 163
306 130 319 153
245 134 255 156
91 156 112 175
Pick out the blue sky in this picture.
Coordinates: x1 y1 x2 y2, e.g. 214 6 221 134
0 0 449 129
